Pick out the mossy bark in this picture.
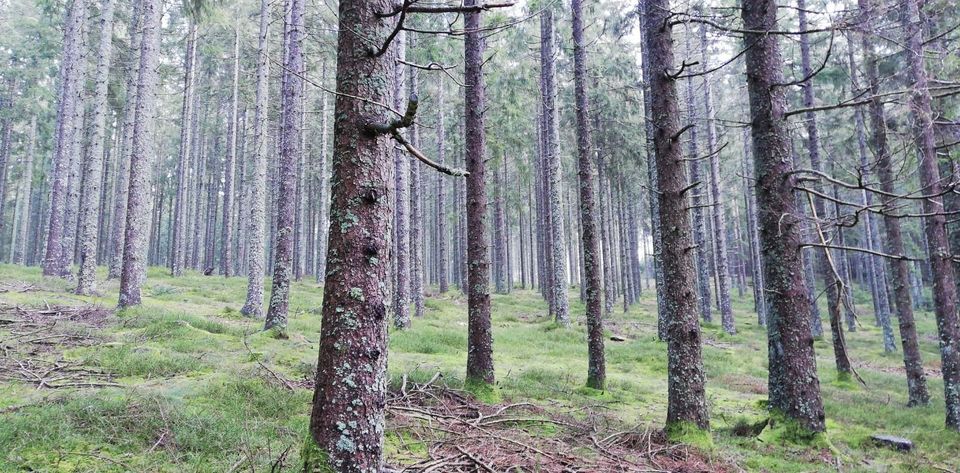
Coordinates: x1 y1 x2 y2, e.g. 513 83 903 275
642 0 709 430
241 0 271 318
43 0 87 278
740 0 826 434
264 0 306 332
464 0 495 387
118 0 160 308
899 0 960 429
538 9 569 325
306 0 398 471
572 0 605 391
75 0 116 295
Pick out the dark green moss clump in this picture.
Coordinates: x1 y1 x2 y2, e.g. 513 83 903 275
665 421 715 451
464 377 501 404
301 434 335 473
758 410 835 452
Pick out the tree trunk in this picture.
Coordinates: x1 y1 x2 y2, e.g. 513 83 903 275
682 42 712 324
13 115 37 265
203 131 221 273
241 0 272 317
900 0 960 429
741 0 825 434
0 80 14 262
858 0 921 404
304 0 398 469
572 0 605 390
437 78 449 294
598 155 616 316
43 0 87 278
117 0 160 308
539 9 569 324
264 0 304 333
742 131 766 325
170 21 197 277
409 49 425 319
637 0 667 341
62 20 90 269
108 0 141 279
642 0 708 433
465 0 495 388
493 157 507 294
220 24 240 277
315 63 330 283
392 32 411 330
699 21 734 333
75 0 116 294
797 0 852 380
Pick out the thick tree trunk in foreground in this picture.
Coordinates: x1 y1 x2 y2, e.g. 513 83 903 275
43 0 87 278
465 0 495 388
572 0 605 391
242 0 272 318
741 0 825 434
642 0 709 433
118 0 160 308
304 1 396 470
900 0 960 429
76 0 116 295
264 0 304 333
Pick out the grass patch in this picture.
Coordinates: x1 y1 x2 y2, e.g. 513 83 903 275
2 264 960 471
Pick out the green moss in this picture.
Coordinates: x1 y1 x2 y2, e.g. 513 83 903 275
464 377 501 404
830 372 860 390
665 421 715 451
301 434 335 473
84 345 207 378
2 265 960 471
757 410 835 453
728 417 769 437
266 325 289 340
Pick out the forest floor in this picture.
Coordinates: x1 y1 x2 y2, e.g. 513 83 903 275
0 265 957 472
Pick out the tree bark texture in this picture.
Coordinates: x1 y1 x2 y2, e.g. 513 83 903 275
642 0 709 432
741 0 826 433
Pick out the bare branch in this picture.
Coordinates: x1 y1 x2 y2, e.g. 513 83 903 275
774 29 835 88
378 1 515 17
367 93 419 135
392 131 469 176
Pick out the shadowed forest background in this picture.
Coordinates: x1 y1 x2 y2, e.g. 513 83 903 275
1 0 960 471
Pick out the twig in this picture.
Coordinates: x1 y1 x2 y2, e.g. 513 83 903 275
455 445 496 473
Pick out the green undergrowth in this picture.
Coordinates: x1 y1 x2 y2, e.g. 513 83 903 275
0 263 958 471
666 421 715 451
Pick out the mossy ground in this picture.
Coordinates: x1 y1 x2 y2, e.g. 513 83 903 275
0 264 957 471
